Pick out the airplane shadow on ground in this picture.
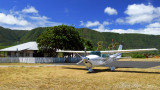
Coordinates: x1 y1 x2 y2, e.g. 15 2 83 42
63 67 109 73
63 67 160 74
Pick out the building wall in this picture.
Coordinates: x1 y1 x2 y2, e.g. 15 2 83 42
7 50 34 57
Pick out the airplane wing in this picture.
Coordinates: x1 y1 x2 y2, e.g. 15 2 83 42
100 48 158 54
57 48 158 54
57 50 91 53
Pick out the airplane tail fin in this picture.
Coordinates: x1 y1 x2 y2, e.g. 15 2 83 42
118 45 123 50
117 45 123 58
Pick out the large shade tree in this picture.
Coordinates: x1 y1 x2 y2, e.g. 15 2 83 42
37 25 93 57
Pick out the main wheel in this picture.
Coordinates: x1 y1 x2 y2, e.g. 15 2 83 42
88 68 93 72
110 67 116 71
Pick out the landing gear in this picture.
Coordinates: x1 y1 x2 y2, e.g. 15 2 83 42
88 68 93 73
110 67 116 71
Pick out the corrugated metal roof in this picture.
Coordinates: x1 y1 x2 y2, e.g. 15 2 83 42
0 42 38 51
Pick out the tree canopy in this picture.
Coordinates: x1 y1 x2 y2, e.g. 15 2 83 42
108 42 119 50
97 41 103 51
36 25 93 57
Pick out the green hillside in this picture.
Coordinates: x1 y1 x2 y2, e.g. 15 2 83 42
0 26 160 53
0 26 28 48
78 28 160 50
20 27 48 43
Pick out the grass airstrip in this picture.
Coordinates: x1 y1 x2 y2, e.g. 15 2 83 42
0 58 160 89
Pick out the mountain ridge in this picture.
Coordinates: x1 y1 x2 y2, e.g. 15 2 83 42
0 26 160 53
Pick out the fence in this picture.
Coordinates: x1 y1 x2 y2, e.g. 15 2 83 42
0 57 81 63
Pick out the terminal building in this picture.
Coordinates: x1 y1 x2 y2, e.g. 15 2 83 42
0 42 44 57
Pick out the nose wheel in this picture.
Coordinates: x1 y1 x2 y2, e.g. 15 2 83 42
110 67 116 71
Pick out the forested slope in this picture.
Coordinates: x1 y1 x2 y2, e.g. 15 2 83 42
0 26 160 53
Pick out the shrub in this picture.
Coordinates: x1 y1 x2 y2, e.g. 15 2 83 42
131 54 145 58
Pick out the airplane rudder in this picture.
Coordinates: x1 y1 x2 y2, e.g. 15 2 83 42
118 45 123 50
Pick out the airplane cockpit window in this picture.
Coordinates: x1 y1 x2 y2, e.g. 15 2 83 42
101 54 109 58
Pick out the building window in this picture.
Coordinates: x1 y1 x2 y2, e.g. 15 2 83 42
7 52 11 57
15 52 17 56
25 53 30 57
20 52 24 57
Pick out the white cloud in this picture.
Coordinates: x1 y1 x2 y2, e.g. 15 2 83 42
80 21 84 26
143 27 160 35
104 7 118 15
10 26 35 30
103 21 110 25
93 24 160 35
0 6 62 30
29 16 48 20
146 22 160 28
22 6 38 13
116 18 125 24
123 4 160 25
107 29 139 34
80 21 110 27
125 4 154 16
80 21 110 32
80 20 160 35
126 14 154 24
91 20 160 35
0 13 29 26
94 25 106 32
80 4 160 35
86 21 100 27
94 27 160 35
80 21 111 32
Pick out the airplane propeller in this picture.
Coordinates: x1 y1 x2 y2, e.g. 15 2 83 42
76 59 83 64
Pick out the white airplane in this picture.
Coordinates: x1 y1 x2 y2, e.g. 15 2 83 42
57 45 158 72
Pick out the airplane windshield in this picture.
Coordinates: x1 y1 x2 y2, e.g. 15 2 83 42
90 51 101 56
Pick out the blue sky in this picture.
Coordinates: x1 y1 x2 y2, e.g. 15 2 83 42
0 0 160 35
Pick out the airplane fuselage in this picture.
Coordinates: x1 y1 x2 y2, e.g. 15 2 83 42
83 54 120 67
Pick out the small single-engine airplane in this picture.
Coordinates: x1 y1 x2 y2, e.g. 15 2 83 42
57 45 158 72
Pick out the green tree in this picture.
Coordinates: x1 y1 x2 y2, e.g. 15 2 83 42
108 42 119 50
83 39 94 51
97 41 103 51
37 25 85 57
